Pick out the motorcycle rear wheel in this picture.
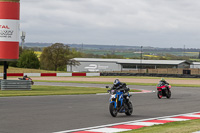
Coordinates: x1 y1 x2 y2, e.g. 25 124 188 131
109 103 118 117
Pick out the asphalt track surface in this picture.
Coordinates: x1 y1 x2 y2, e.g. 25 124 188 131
1 82 200 133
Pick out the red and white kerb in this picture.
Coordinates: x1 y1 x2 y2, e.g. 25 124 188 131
0 1 20 60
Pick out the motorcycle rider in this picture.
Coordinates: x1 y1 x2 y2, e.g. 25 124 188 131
21 75 34 85
160 78 169 85
160 78 169 88
23 75 28 80
111 79 130 93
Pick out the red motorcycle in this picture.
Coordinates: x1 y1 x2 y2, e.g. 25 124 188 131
157 81 171 99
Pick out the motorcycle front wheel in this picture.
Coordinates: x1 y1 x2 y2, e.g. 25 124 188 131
109 103 118 117
157 91 162 99
125 101 133 116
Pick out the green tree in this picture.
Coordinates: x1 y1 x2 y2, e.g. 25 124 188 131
17 50 40 69
9 46 23 67
40 43 71 71
198 52 200 59
71 48 83 57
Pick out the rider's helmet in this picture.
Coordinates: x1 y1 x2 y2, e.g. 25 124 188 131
161 78 165 81
113 79 120 86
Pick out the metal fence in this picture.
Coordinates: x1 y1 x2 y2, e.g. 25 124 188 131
0 80 31 90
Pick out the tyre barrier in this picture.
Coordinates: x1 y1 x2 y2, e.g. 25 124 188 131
100 73 200 78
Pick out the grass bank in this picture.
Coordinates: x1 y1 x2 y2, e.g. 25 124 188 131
93 76 200 80
0 85 140 97
34 80 200 88
123 119 200 133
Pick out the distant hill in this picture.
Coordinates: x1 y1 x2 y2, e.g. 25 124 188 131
25 42 142 49
25 42 200 52
25 42 53 47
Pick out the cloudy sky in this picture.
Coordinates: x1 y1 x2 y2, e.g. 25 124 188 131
20 0 200 48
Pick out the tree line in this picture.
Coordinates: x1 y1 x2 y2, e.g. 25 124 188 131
4 43 77 71
4 43 123 71
2 43 198 71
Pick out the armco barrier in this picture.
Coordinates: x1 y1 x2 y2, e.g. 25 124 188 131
7 73 23 76
0 72 200 78
41 73 57 76
57 73 72 76
1 80 31 90
86 73 101 76
0 73 100 77
24 73 41 77
0 73 200 78
72 73 86 76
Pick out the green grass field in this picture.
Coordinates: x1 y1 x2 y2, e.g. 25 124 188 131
83 49 200 59
0 85 140 97
85 76 200 80
34 80 200 88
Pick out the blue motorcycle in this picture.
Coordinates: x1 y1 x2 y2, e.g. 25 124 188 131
106 86 133 117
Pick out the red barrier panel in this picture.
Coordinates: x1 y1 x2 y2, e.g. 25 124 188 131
41 73 57 76
72 73 86 76
7 73 23 76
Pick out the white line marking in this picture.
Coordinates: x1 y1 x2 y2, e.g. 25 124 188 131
88 127 131 133
159 118 189 121
126 122 163 126
183 114 200 118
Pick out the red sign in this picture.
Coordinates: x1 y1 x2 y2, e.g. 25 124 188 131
0 2 20 60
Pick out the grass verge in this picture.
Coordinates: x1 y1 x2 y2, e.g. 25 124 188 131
97 76 200 80
0 85 140 97
123 119 200 133
34 80 200 88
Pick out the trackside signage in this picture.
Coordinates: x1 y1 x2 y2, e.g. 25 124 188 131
0 1 20 60
0 19 19 42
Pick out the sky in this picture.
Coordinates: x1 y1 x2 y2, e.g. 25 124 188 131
20 0 200 48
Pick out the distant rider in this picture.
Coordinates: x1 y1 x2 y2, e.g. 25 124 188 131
23 75 29 80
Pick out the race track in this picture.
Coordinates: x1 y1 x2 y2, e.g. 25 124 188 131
0 83 200 133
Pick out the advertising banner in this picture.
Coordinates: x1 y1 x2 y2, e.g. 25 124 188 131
0 1 20 61
0 19 19 42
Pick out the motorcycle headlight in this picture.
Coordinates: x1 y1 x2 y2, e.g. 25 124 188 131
111 95 115 99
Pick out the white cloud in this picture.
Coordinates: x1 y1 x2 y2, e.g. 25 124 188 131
20 0 200 48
